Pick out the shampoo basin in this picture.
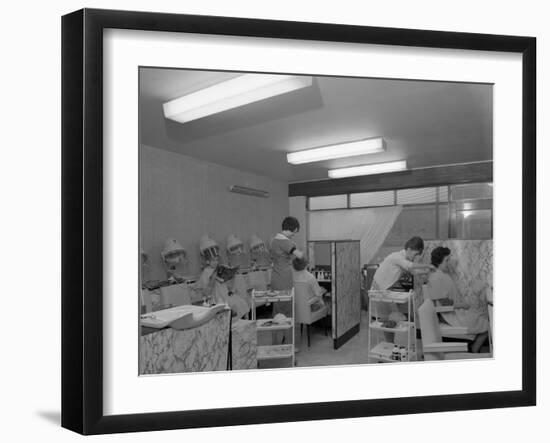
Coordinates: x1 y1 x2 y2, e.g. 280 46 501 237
140 304 228 330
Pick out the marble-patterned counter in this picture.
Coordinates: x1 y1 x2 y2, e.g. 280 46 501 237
419 240 492 314
139 309 231 374
231 319 257 370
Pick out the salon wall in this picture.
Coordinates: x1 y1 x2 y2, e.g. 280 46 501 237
140 144 289 279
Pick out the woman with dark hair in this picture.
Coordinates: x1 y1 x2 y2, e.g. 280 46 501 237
427 246 489 353
371 236 434 344
270 216 304 291
269 217 305 344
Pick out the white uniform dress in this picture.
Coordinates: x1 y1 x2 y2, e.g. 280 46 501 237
427 269 489 334
372 250 414 290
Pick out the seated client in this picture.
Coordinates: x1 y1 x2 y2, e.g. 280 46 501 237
427 246 489 353
292 257 328 313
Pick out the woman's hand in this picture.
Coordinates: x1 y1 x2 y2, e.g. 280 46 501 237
411 263 436 273
310 295 323 305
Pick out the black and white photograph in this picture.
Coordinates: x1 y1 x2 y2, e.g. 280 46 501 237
0 0 538 440
138 68 494 374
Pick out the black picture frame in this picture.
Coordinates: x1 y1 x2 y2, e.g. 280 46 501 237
61 8 536 435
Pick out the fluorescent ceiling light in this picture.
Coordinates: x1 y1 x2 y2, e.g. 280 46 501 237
287 137 385 165
328 160 407 178
163 74 313 123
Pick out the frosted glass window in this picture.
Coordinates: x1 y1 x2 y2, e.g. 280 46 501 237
384 205 437 245
456 209 492 239
451 183 493 201
438 204 449 239
308 194 347 210
438 186 449 202
350 190 394 207
396 187 437 204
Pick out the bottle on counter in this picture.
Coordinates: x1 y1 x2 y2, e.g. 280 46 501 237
399 346 408 361
392 345 400 361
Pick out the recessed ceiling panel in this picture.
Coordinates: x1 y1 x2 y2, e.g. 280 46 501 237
139 67 493 183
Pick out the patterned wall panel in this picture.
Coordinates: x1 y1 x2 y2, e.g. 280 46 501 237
420 240 492 313
335 241 361 340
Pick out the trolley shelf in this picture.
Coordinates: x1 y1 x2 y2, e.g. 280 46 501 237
256 318 294 331
257 344 294 360
368 289 412 304
252 296 292 303
367 289 417 363
369 342 416 362
369 321 414 333
252 289 295 368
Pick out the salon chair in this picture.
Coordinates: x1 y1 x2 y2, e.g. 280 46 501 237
420 285 471 340
418 299 491 360
418 299 470 360
294 282 329 347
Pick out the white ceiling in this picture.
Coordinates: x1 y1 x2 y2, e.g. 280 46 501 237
139 68 492 183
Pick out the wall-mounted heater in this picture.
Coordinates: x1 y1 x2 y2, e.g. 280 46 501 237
229 185 270 198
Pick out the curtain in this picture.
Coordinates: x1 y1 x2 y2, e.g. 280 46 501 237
308 206 403 265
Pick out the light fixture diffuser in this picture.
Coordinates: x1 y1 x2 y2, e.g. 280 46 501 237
328 160 407 178
163 74 313 123
229 185 270 198
287 137 385 165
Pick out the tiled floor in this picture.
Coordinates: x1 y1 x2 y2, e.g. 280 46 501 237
257 309 491 370
295 310 373 368
294 310 490 368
